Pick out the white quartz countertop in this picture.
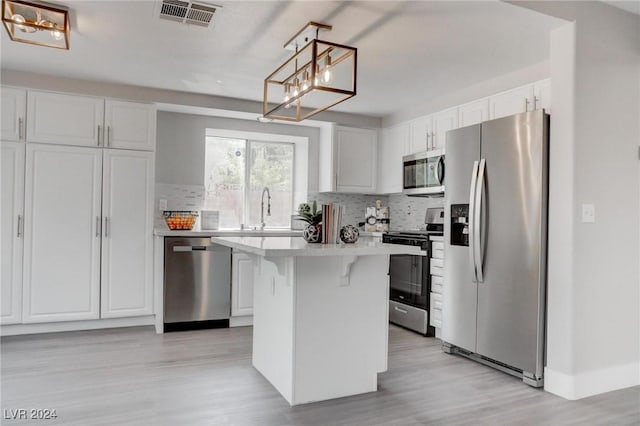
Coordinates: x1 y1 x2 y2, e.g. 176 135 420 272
211 236 422 257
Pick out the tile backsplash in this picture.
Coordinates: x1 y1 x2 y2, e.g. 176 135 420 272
155 183 443 231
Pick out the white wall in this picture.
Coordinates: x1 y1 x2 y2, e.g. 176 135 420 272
514 1 640 399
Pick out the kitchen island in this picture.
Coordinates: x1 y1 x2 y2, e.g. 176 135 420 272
211 236 421 406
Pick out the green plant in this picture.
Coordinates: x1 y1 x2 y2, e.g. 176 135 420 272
296 201 322 225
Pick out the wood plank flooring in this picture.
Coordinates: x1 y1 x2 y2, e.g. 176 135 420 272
1 325 638 425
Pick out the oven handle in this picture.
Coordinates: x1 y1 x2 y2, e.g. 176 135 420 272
468 160 479 282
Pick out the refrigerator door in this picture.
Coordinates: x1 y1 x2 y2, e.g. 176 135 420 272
442 123 480 352
475 110 548 377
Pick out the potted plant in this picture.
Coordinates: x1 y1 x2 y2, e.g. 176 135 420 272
296 201 323 243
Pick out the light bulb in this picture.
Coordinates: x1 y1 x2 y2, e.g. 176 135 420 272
301 69 310 91
51 29 64 40
283 84 291 109
11 14 33 33
314 64 320 86
292 78 299 97
323 68 331 83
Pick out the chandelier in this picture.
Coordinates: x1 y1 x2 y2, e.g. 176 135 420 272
2 0 70 49
263 22 357 122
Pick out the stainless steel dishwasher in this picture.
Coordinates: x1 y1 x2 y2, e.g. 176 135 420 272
164 237 231 331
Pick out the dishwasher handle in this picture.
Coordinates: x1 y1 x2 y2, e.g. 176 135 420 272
173 245 209 252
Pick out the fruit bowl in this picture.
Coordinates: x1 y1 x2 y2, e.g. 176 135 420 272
163 211 198 230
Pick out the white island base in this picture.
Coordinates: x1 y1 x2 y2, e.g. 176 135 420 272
211 237 420 406
254 254 388 405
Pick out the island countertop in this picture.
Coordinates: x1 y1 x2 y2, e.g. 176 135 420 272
211 236 422 257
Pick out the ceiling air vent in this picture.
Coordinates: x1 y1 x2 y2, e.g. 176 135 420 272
158 0 220 28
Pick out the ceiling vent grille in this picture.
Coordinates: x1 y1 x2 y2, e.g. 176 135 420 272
158 0 219 28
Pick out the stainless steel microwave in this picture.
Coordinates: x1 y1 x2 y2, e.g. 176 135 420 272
402 150 445 196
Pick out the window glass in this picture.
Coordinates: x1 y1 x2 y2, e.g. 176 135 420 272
204 137 294 229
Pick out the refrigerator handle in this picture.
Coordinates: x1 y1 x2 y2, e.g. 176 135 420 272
474 158 486 283
468 160 479 282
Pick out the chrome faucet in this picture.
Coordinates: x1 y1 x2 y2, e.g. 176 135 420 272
260 187 271 230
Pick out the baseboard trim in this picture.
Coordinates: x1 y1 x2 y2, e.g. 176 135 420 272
1 316 155 336
545 361 640 400
230 316 253 327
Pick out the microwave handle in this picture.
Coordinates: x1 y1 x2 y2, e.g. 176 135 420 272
435 156 445 185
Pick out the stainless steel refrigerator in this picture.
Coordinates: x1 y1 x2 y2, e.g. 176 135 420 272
442 110 549 387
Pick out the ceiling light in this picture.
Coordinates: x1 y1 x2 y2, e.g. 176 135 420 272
263 21 357 122
2 0 70 49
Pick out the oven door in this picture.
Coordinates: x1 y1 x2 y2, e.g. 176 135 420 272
389 252 429 308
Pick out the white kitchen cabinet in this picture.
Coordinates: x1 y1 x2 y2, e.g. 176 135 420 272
231 251 254 317
27 91 156 151
534 80 550 113
22 144 102 323
320 126 377 193
489 85 535 120
458 98 490 127
431 108 458 151
430 236 444 334
1 142 25 324
377 124 408 194
100 150 154 318
27 91 104 147
104 100 156 151
1 87 26 142
407 115 429 155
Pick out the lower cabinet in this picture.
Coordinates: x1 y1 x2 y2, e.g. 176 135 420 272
1 142 25 324
430 237 444 334
231 251 254 317
21 143 153 324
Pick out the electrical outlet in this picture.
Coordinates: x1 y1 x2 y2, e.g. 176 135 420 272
581 204 595 223
159 199 168 211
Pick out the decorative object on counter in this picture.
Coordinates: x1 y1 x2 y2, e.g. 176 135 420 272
200 210 220 230
365 207 377 232
365 200 390 232
262 21 357 122
164 211 198 230
322 202 344 244
2 0 70 49
296 201 323 243
340 225 359 244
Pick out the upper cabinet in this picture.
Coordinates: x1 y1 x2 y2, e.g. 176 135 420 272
27 91 104 147
1 87 26 142
104 100 156 151
26 90 156 151
489 80 550 120
407 116 429 155
377 124 408 194
430 108 458 151
458 98 490 128
319 125 377 193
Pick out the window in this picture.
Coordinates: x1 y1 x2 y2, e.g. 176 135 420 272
204 136 294 229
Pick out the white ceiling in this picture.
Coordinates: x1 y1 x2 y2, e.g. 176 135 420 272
0 1 566 118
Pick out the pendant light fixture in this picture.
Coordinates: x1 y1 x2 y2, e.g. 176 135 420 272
263 22 357 122
2 0 70 49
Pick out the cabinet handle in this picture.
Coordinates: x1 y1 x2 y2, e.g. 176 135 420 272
104 217 109 238
96 216 101 237
16 215 22 237
334 173 338 190
534 96 540 110
432 132 436 149
107 126 111 147
524 97 531 112
426 133 431 150
97 125 102 146
18 117 24 140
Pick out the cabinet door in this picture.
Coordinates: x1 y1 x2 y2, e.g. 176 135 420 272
101 150 154 318
1 87 26 141
408 115 430 155
432 107 458 151
27 91 104 147
377 124 407 194
534 79 550 113
23 144 102 323
489 85 534 120
458 98 489 127
335 127 377 193
1 142 25 324
104 100 156 151
231 251 254 317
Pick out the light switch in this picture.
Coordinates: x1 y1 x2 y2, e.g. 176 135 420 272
581 204 595 223
159 199 168 211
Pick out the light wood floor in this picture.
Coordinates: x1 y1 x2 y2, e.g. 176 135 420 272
1 325 638 425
